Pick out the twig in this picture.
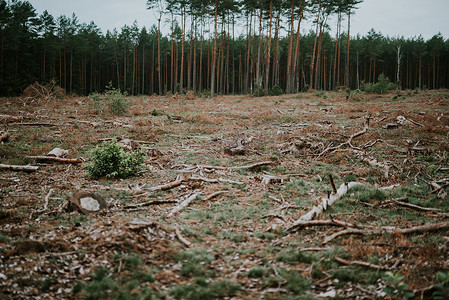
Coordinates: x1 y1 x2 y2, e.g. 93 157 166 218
43 189 54 210
328 174 337 194
0 164 39 172
167 192 201 217
202 190 228 202
389 197 441 212
322 221 449 244
124 199 177 209
288 219 358 232
334 256 388 270
175 227 191 247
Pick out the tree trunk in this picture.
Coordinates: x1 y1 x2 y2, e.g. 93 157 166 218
158 17 162 94
285 0 294 94
210 0 218 97
345 11 351 88
309 0 321 89
292 1 305 93
180 4 185 94
264 0 273 95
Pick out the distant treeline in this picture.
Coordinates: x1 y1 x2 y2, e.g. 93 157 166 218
1 0 448 97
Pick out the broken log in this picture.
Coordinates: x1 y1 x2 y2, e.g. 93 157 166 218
287 182 363 231
26 156 82 164
167 192 201 217
0 164 39 172
68 191 108 214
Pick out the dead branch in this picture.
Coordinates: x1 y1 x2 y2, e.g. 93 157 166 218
0 164 39 172
334 256 388 270
198 160 273 171
26 156 82 164
9 122 58 127
328 174 337 194
316 119 369 159
124 199 177 209
175 227 191 247
167 192 201 217
299 247 330 252
389 197 441 212
43 189 54 210
190 174 244 185
288 219 358 232
287 182 363 231
202 190 228 202
322 221 449 244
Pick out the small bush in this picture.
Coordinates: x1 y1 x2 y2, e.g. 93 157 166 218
86 141 145 179
269 85 284 96
253 83 265 97
361 74 398 94
104 82 128 115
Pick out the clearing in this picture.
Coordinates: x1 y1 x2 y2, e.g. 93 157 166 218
1 89 449 299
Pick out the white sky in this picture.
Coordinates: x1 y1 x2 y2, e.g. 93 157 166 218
28 0 449 39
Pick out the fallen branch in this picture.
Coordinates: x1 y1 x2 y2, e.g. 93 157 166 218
287 182 363 231
288 219 358 232
167 192 201 217
26 156 82 164
334 256 388 270
175 227 191 247
43 189 54 210
202 190 228 202
0 164 39 172
316 118 369 159
197 160 273 171
389 197 441 212
9 122 58 127
323 221 449 244
124 199 177 209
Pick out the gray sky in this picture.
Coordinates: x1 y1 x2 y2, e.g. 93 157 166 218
28 0 449 39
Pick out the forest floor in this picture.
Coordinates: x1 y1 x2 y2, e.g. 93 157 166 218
1 89 449 299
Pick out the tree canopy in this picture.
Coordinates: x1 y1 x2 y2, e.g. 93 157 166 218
0 0 448 96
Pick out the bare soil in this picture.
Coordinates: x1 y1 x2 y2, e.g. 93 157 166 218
1 90 449 299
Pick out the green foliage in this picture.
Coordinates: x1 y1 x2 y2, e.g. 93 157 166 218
433 271 449 299
383 271 415 299
269 85 284 96
245 266 268 278
105 82 128 115
86 141 145 179
170 278 242 300
174 249 215 277
73 265 156 300
253 83 266 97
361 74 398 94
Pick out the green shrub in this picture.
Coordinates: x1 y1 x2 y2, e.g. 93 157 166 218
105 82 128 115
253 83 265 97
361 74 398 94
269 85 284 96
86 141 145 179
170 278 242 300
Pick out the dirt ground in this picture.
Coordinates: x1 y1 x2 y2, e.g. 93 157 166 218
1 89 449 299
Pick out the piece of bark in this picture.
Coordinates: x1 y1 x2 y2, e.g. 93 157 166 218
0 164 39 172
26 156 82 164
167 192 201 217
224 145 246 156
287 182 363 231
